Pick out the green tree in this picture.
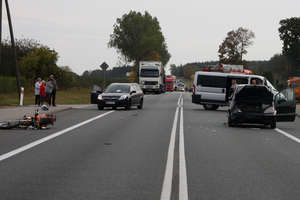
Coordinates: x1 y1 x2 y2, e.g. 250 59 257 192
108 11 170 81
183 66 196 80
170 64 177 76
279 17 300 75
218 27 255 64
19 47 58 80
0 38 41 77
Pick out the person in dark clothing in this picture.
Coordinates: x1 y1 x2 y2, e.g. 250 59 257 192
49 75 57 106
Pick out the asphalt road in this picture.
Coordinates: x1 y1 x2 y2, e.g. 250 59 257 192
0 92 300 200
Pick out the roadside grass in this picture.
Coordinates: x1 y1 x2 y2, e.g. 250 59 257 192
0 88 91 105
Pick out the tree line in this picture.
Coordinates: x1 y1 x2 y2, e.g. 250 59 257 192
1 13 298 93
170 17 300 90
0 10 171 93
0 38 133 93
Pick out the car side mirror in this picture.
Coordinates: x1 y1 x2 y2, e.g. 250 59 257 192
96 90 102 94
130 90 136 95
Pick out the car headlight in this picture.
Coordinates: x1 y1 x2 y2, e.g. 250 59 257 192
264 106 275 114
119 95 128 100
97 95 103 100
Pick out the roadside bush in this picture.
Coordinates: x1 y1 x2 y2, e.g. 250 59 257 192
0 76 31 93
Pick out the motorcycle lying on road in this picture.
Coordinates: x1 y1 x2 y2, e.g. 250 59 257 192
0 105 56 130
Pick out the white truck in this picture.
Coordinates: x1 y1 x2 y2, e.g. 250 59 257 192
139 61 164 94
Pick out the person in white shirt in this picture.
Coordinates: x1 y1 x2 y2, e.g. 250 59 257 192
35 77 42 106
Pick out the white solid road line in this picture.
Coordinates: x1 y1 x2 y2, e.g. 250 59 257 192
179 97 189 200
0 111 115 163
160 94 181 200
275 128 300 144
161 93 189 200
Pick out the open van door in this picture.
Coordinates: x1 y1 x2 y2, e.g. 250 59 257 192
275 88 296 122
196 74 228 103
90 85 102 104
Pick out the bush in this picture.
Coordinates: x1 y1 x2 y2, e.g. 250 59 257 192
0 76 31 93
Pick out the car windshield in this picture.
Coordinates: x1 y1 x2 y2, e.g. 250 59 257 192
104 85 130 93
140 69 159 77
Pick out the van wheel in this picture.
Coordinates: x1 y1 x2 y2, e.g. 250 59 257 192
203 104 219 110
212 105 219 110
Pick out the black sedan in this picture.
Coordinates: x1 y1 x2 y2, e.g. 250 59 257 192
97 83 144 110
228 85 296 128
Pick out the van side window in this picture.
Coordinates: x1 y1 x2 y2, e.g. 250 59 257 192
197 75 227 88
234 78 248 84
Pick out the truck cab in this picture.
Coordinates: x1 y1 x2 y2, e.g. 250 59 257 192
165 76 176 92
139 61 163 94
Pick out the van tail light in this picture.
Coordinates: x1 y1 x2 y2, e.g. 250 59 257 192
193 84 196 95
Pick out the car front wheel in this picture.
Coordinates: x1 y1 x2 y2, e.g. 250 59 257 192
125 100 131 110
97 104 104 110
270 119 276 129
137 99 143 109
228 114 234 127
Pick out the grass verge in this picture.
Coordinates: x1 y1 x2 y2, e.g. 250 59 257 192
0 88 91 105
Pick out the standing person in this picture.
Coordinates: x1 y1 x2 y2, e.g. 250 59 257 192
34 78 42 106
49 75 57 106
229 79 237 100
40 80 47 106
45 79 54 106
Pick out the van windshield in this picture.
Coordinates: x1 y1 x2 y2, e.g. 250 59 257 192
197 75 226 88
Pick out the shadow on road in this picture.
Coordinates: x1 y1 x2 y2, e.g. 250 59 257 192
190 108 227 113
223 122 272 129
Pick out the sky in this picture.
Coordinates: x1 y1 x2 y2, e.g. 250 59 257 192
2 0 300 75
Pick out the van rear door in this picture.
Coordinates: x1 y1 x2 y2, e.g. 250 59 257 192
196 75 227 103
275 88 296 122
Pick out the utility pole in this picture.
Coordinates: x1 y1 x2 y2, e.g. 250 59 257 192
4 0 21 95
0 0 2 68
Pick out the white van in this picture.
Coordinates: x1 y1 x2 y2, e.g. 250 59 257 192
192 71 276 110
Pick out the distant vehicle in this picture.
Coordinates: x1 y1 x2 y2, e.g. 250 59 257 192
177 81 185 92
139 61 163 94
97 83 144 110
228 85 296 128
90 85 103 104
192 71 277 110
165 76 176 92
288 77 300 101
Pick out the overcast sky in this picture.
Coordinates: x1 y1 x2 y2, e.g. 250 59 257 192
2 0 299 75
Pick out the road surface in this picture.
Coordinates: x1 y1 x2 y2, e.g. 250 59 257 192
0 92 300 200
